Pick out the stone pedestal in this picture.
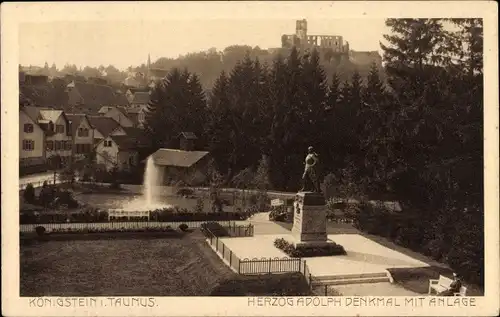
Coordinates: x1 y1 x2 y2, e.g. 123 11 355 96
290 191 334 248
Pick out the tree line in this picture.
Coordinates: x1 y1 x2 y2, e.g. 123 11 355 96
145 18 484 287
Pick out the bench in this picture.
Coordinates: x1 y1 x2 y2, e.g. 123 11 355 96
428 275 467 296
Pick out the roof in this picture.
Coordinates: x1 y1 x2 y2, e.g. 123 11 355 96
71 82 128 114
127 87 150 94
179 132 198 140
123 127 150 148
109 135 138 151
21 105 42 123
88 116 121 138
130 92 150 105
125 104 148 114
39 109 64 123
67 113 93 136
150 149 209 167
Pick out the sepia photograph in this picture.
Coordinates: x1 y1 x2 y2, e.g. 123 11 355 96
2 1 498 317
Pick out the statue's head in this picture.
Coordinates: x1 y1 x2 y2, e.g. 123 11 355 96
308 146 314 153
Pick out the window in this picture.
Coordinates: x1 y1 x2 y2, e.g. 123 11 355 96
46 140 54 151
22 140 35 151
55 140 62 151
56 125 65 134
24 123 34 133
65 141 72 151
104 140 112 147
78 128 89 137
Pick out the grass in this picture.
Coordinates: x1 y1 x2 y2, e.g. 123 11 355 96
20 230 311 296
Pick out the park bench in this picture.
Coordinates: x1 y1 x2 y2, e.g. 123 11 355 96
428 275 467 296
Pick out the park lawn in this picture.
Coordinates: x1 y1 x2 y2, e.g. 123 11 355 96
20 231 311 296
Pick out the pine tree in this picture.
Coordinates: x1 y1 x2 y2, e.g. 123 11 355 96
207 71 233 174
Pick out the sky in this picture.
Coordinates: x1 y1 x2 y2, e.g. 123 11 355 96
19 19 389 70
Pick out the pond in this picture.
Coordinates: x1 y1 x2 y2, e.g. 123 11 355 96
76 193 243 213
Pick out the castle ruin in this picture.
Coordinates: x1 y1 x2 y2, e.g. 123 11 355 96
281 19 350 54
280 19 381 67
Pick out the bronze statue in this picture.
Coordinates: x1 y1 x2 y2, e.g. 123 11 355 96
300 146 321 193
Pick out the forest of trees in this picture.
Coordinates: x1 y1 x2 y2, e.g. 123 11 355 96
22 45 378 91
144 19 484 287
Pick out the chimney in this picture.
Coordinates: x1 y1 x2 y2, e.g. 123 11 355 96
179 132 197 151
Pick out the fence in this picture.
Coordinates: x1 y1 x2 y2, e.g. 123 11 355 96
19 179 70 190
20 220 243 233
204 226 309 276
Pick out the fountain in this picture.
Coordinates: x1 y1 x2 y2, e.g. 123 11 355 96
118 155 172 212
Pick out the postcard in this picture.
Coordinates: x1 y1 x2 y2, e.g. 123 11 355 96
1 1 498 316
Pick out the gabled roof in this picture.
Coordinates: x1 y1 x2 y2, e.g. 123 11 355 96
21 105 42 123
67 113 94 136
109 135 137 151
149 149 209 167
123 127 150 148
39 109 64 123
179 132 198 140
88 116 122 138
125 104 148 114
130 91 150 105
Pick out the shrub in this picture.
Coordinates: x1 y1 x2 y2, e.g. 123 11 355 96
56 190 79 209
194 198 204 213
269 208 288 222
23 183 36 204
35 226 46 236
178 223 188 231
274 238 346 257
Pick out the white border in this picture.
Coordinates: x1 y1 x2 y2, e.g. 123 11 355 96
2 1 499 316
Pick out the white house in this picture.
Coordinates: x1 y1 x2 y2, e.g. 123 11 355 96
40 109 73 167
94 135 139 171
67 114 95 160
19 106 46 173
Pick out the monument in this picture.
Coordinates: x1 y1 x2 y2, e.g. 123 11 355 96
290 146 334 248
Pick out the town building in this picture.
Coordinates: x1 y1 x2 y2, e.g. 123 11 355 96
40 109 73 168
98 106 135 128
147 132 210 186
94 135 139 171
66 114 95 160
19 106 47 174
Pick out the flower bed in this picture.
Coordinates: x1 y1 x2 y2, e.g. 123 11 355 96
274 238 346 257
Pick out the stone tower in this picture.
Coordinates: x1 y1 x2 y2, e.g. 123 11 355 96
295 19 308 46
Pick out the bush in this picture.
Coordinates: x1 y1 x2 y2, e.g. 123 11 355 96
274 238 346 257
35 226 46 236
23 183 36 204
178 223 188 231
56 190 79 208
269 208 289 222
